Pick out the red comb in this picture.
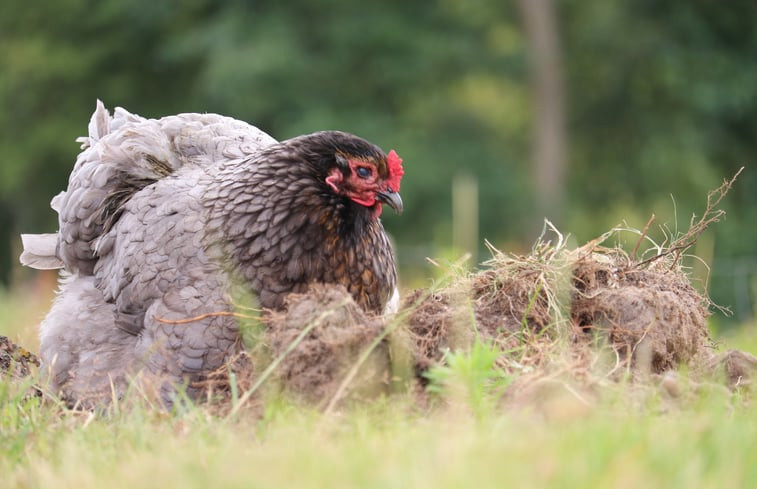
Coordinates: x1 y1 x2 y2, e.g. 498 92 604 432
386 150 404 192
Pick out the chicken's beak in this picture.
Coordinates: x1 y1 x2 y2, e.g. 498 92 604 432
377 189 403 214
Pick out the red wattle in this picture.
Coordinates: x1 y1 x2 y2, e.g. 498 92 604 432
350 196 376 207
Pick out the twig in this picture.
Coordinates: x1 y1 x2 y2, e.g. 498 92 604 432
635 167 743 269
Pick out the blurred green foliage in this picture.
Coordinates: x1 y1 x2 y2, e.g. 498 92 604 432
1 0 754 321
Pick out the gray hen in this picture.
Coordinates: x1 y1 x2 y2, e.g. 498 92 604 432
21 101 404 407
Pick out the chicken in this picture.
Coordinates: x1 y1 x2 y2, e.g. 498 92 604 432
21 101 404 406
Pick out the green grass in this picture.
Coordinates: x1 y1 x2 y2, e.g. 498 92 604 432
720 322 757 356
2 286 756 489
1 381 755 489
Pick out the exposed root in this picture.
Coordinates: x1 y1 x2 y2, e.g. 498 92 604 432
155 311 262 324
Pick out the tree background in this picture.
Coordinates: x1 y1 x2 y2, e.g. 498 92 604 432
1 0 755 326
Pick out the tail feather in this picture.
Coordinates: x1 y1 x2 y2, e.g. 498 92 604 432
19 234 63 270
50 191 65 213
75 99 115 149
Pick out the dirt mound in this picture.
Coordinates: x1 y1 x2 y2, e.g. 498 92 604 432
405 241 714 382
1 335 40 381
195 284 391 411
265 284 390 404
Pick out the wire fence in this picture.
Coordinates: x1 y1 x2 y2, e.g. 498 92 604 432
709 256 757 323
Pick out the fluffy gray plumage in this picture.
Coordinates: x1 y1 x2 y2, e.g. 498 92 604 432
22 101 403 407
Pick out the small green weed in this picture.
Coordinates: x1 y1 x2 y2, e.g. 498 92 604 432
424 340 513 417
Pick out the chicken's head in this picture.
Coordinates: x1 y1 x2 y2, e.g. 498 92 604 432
325 144 404 217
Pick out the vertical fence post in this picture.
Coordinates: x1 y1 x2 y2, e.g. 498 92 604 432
452 173 479 265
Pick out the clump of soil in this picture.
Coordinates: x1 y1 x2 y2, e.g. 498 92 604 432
704 349 757 389
571 251 711 373
265 284 390 404
195 284 391 410
471 262 552 338
1 335 40 381
403 289 467 372
404 246 558 377
0 335 42 398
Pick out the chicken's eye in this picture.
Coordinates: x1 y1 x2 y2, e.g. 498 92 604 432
356 166 372 179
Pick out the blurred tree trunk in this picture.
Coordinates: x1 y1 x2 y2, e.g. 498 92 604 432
517 0 566 232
